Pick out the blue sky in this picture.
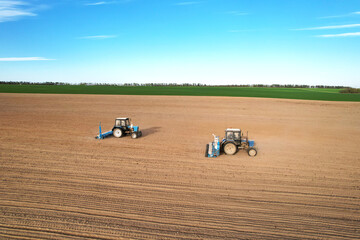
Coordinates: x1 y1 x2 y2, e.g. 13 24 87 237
0 0 359 87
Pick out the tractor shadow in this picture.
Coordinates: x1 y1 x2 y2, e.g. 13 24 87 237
141 127 161 137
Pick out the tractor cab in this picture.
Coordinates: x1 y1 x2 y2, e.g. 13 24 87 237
225 128 241 142
115 118 131 128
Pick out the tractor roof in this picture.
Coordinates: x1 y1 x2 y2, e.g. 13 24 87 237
116 117 129 120
226 128 241 131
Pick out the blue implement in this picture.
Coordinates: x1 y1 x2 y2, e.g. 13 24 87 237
207 135 221 158
95 122 113 139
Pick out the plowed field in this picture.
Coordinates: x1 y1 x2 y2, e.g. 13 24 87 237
1 93 359 239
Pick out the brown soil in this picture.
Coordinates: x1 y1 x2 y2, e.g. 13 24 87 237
1 93 359 239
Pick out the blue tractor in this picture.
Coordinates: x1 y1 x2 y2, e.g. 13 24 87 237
206 128 257 158
95 117 142 139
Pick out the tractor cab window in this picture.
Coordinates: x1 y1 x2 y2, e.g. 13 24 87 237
234 132 240 140
126 119 130 126
115 120 121 126
226 131 234 140
121 120 126 126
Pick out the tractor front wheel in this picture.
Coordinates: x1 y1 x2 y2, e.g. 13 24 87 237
113 129 123 138
223 142 237 155
131 132 138 139
247 147 257 157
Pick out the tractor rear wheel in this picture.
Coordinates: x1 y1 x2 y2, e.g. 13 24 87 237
113 128 123 138
247 147 257 157
223 142 237 155
131 132 137 139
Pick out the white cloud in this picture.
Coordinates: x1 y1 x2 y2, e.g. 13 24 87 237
175 2 200 6
317 32 360 38
319 14 347 19
0 57 55 61
85 2 108 5
0 0 36 22
295 23 360 31
85 1 132 6
79 35 117 39
320 11 360 19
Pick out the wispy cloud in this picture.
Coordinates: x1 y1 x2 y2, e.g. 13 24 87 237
317 32 360 38
295 23 360 31
226 11 248 16
320 11 360 19
85 0 132 6
85 1 113 6
86 2 106 5
175 2 200 6
0 0 36 22
79 35 117 39
0 57 55 61
320 14 348 19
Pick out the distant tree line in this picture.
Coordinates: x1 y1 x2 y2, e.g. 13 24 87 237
0 81 349 89
0 81 71 85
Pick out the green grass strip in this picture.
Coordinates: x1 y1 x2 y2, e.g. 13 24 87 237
0 84 359 102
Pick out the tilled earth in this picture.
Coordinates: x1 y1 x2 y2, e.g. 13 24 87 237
0 93 359 239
